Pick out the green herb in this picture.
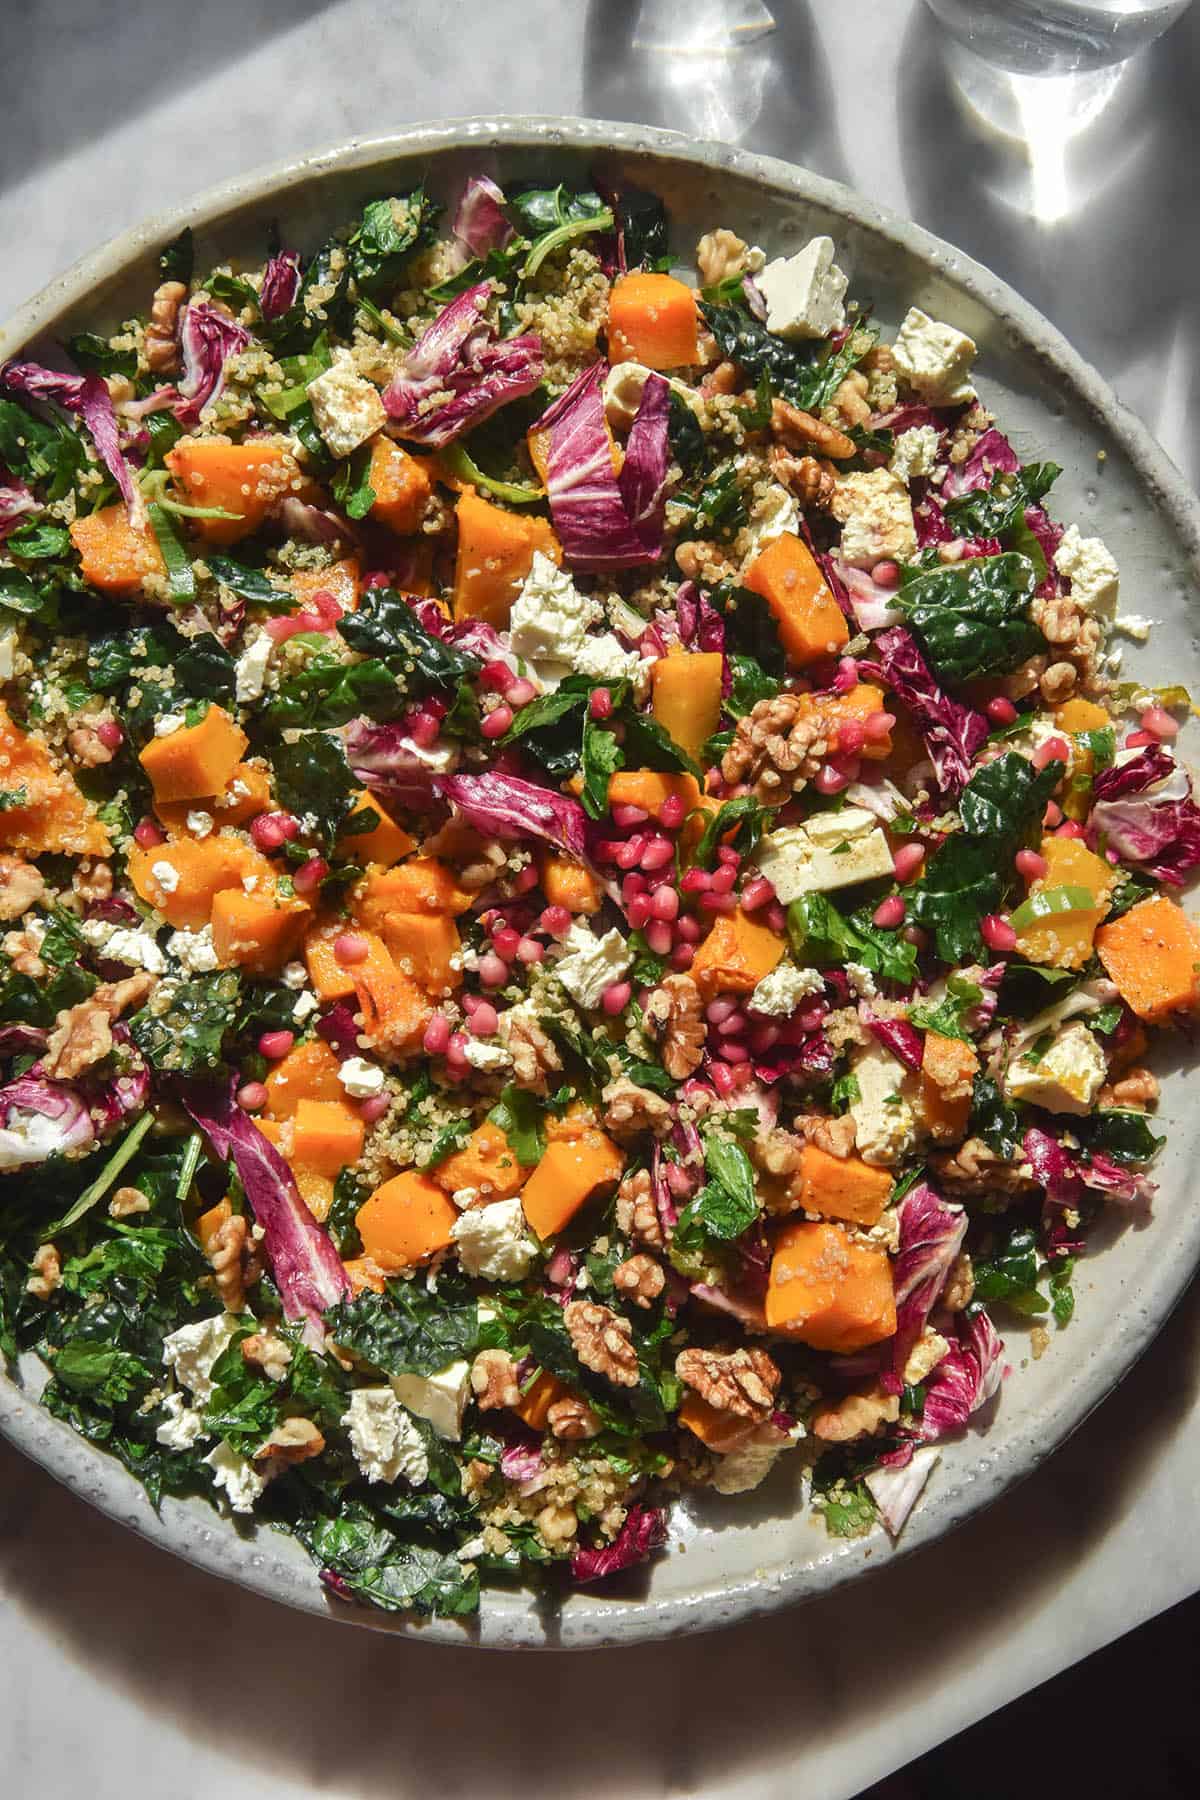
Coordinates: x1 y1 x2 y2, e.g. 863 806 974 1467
973 1225 1048 1316
667 390 706 473
810 1460 878 1537
436 442 544 505
580 717 624 819
727 651 781 719
204 554 293 611
297 1505 479 1618
42 1112 156 1238
831 1072 862 1114
130 971 241 1076
1049 1254 1076 1326
626 929 667 985
511 187 613 279
346 190 437 297
788 891 918 986
701 302 870 418
5 521 72 560
1009 884 1095 933
488 1085 547 1166
338 587 481 694
689 795 764 870
897 553 1044 684
146 500 196 603
158 227 194 284
969 1074 1024 1160
908 972 983 1041
943 461 1061 540
330 443 378 519
674 462 748 545
325 1277 482 1379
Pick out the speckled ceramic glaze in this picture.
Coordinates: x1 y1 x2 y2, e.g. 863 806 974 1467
1 118 1197 1649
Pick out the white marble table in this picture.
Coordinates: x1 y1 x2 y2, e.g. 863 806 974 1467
1 2 1198 1795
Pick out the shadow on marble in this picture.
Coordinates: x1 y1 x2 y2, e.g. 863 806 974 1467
895 4 1200 486
4 1269 1199 1798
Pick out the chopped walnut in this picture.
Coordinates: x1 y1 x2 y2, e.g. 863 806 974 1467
462 1457 495 1500
797 1112 857 1159
1098 1067 1159 1110
771 396 855 462
0 855 45 922
471 1348 520 1411
642 972 704 1080
1030 592 1102 687
3 927 45 977
546 1395 602 1441
770 443 836 509
72 858 113 902
696 228 752 287
933 1136 1036 1196
144 278 187 372
563 1300 640 1388
106 373 135 406
810 1383 900 1443
902 1327 950 1386
94 971 157 1017
602 1074 673 1139
615 1167 665 1250
752 1126 803 1178
675 1345 780 1420
27 1243 61 1300
701 360 739 398
108 1184 150 1219
1004 652 1048 702
1039 660 1078 705
612 1253 666 1310
941 1249 975 1312
252 1417 326 1482
241 1330 293 1382
720 690 827 805
208 1214 255 1313
535 1500 578 1546
67 726 115 769
43 999 114 1081
501 1011 562 1092
828 369 872 429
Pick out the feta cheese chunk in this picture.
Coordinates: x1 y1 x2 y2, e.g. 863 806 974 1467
104 925 166 974
306 350 386 459
451 1197 537 1282
338 1055 386 1099
603 360 653 432
889 424 940 484
204 1440 265 1513
572 632 648 690
1005 1021 1106 1116
162 1313 240 1403
186 809 214 839
509 552 603 676
234 631 273 704
156 1390 207 1451
754 807 894 903
154 712 186 738
742 481 800 559
341 1387 430 1486
848 1042 918 1168
167 925 220 974
845 961 877 1000
891 306 977 407
292 990 320 1024
1054 524 1120 620
0 630 15 681
757 236 848 341
830 469 917 570
1114 614 1153 642
462 1037 513 1074
150 859 180 896
552 919 633 1010
750 960 825 1017
390 1360 471 1441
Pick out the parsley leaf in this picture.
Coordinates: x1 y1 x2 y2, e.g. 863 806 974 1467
787 891 918 986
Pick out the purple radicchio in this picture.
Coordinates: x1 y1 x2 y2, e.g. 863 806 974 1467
0 1073 95 1166
1022 1126 1089 1256
887 1182 968 1393
259 250 302 321
499 1438 547 1493
316 1000 362 1062
570 1504 669 1583
534 363 670 571
865 1443 942 1538
451 175 515 259
383 282 542 449
836 556 904 632
918 1311 1004 1442
675 580 725 653
864 1012 925 1072
1091 745 1200 885
342 718 455 812
941 427 1020 500
435 770 590 862
866 625 988 798
0 359 143 519
0 469 39 540
170 302 252 426
184 1080 351 1339
87 1027 151 1134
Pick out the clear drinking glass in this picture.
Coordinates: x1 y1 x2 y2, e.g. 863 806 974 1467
922 0 1194 75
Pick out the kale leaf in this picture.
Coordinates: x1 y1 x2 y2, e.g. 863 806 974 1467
130 971 241 1076
268 730 360 850
701 301 867 417
298 1504 479 1617
324 1277 482 1379
346 191 438 298
897 553 1045 685
788 891 918 985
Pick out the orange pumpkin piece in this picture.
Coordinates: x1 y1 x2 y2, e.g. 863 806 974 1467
304 925 358 1001
919 1032 979 1141
379 911 461 994
139 704 248 804
354 858 472 923
743 531 849 667
366 436 433 535
1054 696 1110 735
1015 834 1116 972
156 760 272 834
795 1143 893 1228
196 1197 233 1255
343 1256 388 1295
650 647 723 764
69 503 165 596
520 1131 625 1241
291 1097 364 1179
538 851 602 915
211 887 310 974
1096 895 1200 1024
165 438 298 546
607 272 700 370
452 488 561 627
801 682 892 762
338 790 416 867
607 769 704 821
691 907 785 1001
765 1219 897 1351
432 1120 526 1203
513 1370 570 1431
290 556 361 614
127 834 274 930
678 1391 760 1454
356 1169 459 1270
351 934 431 1050
265 1038 345 1120
0 702 110 857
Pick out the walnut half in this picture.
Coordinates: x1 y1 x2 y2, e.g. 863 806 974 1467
675 1346 780 1420
564 1301 640 1388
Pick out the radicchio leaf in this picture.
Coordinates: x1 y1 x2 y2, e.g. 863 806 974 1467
535 364 669 570
383 282 542 449
1092 743 1177 801
171 303 252 425
865 1443 941 1538
1089 746 1200 883
864 1012 924 1072
941 427 1020 499
570 1504 668 1583
0 469 39 540
316 1000 362 1061
259 250 302 321
342 718 455 811
1023 1125 1089 1256
435 770 589 861
0 359 143 518
918 1311 1004 1441
452 175 515 258
866 625 988 798
676 580 725 653
0 1073 94 1166
887 1182 968 1392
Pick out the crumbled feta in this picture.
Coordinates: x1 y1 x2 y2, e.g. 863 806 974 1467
891 306 977 406
0 631 15 682
889 425 940 484
451 1197 537 1282
204 1440 265 1513
1004 1021 1106 1116
104 925 167 975
572 632 649 690
754 808 894 903
186 810 214 839
462 1038 514 1074
1114 614 1153 641
757 236 848 341
338 1055 386 1099
509 552 603 679
1054 525 1120 619
341 1387 429 1485
749 960 825 1016
391 733 460 774
80 918 115 949
553 919 633 1010
282 961 308 989
845 961 878 1000
166 925 219 974
0 1107 81 1170
155 1390 207 1451
451 1185 480 1211
150 859 180 895
234 632 274 704
390 1360 471 1441
830 469 917 570
153 712 186 738
848 1042 918 1168
162 1313 240 1403
292 990 320 1024
740 479 800 563
306 350 386 459
603 360 653 432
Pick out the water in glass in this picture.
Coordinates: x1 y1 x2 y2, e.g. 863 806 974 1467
923 0 1193 73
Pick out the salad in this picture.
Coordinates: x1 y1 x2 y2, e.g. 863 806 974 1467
0 170 1193 1621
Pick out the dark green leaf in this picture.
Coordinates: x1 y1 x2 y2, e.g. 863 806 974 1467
325 1277 481 1379
331 443 377 519
65 332 138 379
206 554 293 611
146 500 195 603
617 189 668 269
4 521 71 561
907 971 983 1041
973 1224 1047 1315
346 191 438 298
159 227 194 284
708 579 787 677
689 795 764 870
581 718 623 819
701 302 869 417
897 553 1044 685
300 1505 478 1617
943 461 1061 540
488 1085 547 1166
338 587 481 694
788 891 918 985
269 732 359 850
970 1074 1024 1160
667 389 706 474
1075 1109 1164 1164
130 971 241 1076
1049 1254 1076 1326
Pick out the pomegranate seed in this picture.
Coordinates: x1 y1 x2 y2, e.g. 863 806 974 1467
516 936 544 964
1123 730 1155 748
873 896 906 929
1033 735 1070 771
640 838 675 872
622 872 650 900
710 863 737 896
1043 800 1063 828
902 924 930 951
700 891 737 913
359 1093 391 1123
986 696 1018 726
462 992 482 1015
481 704 513 739
334 932 369 964
670 942 696 970
705 768 723 794
739 875 775 912
676 914 701 944
982 913 1017 952
478 952 508 988
681 866 712 894
445 1032 469 1071
719 1041 750 1064
258 1029 295 1060
511 864 538 895
764 902 787 932
716 846 741 868
491 926 521 959
480 659 511 691
590 687 613 720
1016 849 1048 881
836 655 860 691
250 813 286 852
1055 819 1085 839
627 893 653 930
1140 706 1179 741
748 1021 781 1052
837 719 867 756
892 842 926 883
651 886 680 922
423 1014 451 1054
294 857 329 894
707 999 738 1025
863 710 896 744
236 1081 267 1112
730 1061 755 1089
659 793 687 830
799 1007 826 1032
710 1060 736 1096
540 905 572 938
506 678 537 708
615 835 647 870
96 720 123 751
133 817 165 849
717 1010 747 1036
814 764 850 795
469 1001 499 1037
597 980 629 1016
645 919 673 956
612 803 650 829
872 559 901 589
